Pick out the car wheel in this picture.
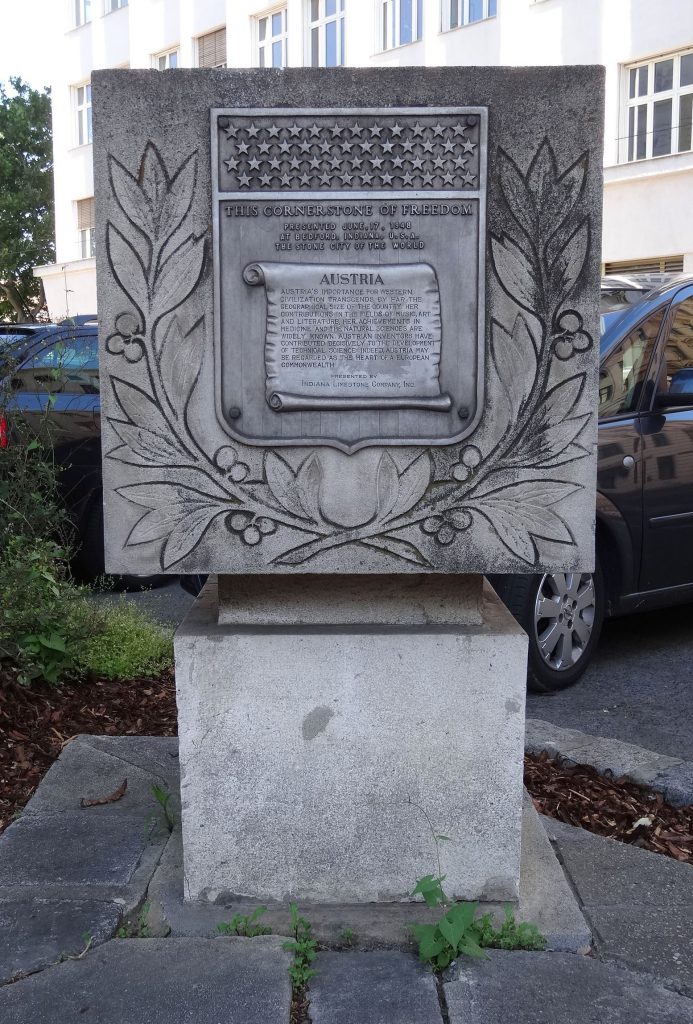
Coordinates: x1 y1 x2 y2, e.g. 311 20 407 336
491 564 605 693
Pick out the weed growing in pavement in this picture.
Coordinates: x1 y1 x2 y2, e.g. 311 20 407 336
151 783 176 834
71 601 173 680
283 903 318 988
410 875 547 970
117 903 152 939
217 906 272 937
339 926 354 947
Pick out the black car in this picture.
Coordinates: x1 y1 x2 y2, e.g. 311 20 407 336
492 275 693 692
0 317 104 579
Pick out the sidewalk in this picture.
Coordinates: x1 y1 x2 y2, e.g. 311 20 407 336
0 733 691 1023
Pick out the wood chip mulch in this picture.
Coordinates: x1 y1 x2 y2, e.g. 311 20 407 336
525 750 693 864
1 666 692 866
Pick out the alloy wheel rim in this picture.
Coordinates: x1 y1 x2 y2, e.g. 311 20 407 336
533 572 596 673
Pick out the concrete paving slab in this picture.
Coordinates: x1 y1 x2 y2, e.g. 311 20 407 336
443 950 693 1024
309 951 441 1024
23 737 180 821
0 937 291 1024
590 905 693 996
0 899 120 983
545 817 693 907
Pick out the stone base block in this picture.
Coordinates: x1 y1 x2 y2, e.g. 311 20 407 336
174 578 527 903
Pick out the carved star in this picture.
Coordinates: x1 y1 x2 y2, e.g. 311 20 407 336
441 172 455 185
319 171 332 185
443 138 455 153
350 121 363 135
359 139 373 153
381 139 394 153
380 171 393 185
369 123 383 137
360 170 373 185
237 171 252 188
401 170 414 185
370 155 384 169
432 156 445 170
224 156 239 171
340 139 353 152
421 139 434 153
299 172 312 186
421 171 434 185
269 156 281 170
267 124 280 138
411 156 424 170
309 156 321 170
246 122 260 138
411 122 425 137
462 139 477 154
222 123 238 139
258 140 271 154
308 123 321 137
392 154 404 168
289 155 301 170
319 140 331 154
248 156 261 170
280 173 292 186
258 172 272 186
432 123 445 137
453 154 468 169
329 155 341 170
330 122 343 136
461 171 476 186
391 122 403 136
350 154 363 169
299 139 312 154
279 139 291 154
452 123 469 137
288 122 302 136
401 138 414 153
338 170 353 184
236 140 249 154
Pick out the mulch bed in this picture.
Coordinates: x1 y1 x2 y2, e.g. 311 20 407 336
1 667 692 865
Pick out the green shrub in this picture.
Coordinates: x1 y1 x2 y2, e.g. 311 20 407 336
70 600 173 679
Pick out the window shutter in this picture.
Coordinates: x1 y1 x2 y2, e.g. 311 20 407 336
198 28 226 68
77 197 95 231
605 256 684 275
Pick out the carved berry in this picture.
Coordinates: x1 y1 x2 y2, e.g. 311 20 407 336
452 464 470 482
229 462 249 482
255 517 276 535
215 446 238 470
226 511 252 532
461 445 482 469
242 525 261 545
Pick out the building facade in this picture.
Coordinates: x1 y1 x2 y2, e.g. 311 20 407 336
35 0 693 318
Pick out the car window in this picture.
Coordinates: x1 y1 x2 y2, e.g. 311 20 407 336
31 334 98 371
655 296 693 409
599 309 664 419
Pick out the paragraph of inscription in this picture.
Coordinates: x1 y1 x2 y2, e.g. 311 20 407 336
242 261 451 412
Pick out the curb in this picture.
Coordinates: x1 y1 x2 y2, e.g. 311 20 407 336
525 718 693 807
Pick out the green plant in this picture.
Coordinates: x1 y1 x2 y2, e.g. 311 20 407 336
217 906 271 937
151 784 176 834
339 926 354 947
283 903 318 988
70 601 173 680
117 903 151 939
410 875 546 970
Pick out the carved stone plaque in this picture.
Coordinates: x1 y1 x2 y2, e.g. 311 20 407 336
212 107 487 452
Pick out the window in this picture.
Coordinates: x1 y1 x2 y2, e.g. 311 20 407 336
656 297 693 408
105 0 128 11
605 256 684 276
308 0 345 68
624 49 693 162
599 309 664 418
77 198 95 259
381 0 422 49
74 0 91 27
197 28 227 68
74 83 92 146
443 0 496 31
257 8 288 68
154 49 179 70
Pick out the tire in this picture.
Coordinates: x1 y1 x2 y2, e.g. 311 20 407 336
491 564 605 693
72 498 166 590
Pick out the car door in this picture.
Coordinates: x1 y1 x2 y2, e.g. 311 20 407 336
596 304 668 589
640 286 693 591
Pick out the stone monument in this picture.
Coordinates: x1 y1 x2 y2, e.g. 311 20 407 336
93 67 603 903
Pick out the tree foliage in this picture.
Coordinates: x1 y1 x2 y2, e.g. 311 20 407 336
0 77 54 322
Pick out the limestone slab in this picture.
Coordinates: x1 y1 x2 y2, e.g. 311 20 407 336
0 938 292 1024
175 580 527 902
309 951 441 1024
93 67 602 576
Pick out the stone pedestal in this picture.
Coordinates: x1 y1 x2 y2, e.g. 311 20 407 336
174 575 527 903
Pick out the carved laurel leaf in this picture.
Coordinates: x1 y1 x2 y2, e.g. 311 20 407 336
507 413 591 469
471 478 578 564
527 139 558 207
535 374 585 431
106 224 149 319
264 452 313 521
362 535 433 567
543 154 587 241
118 481 225 513
140 143 169 229
498 149 536 242
108 420 188 466
376 452 399 520
161 504 226 569
490 234 539 313
124 500 217 544
388 452 433 519
296 453 323 523
109 156 155 238
159 315 204 413
548 220 589 307
153 234 206 321
110 376 176 440
491 315 538 425
157 152 196 242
